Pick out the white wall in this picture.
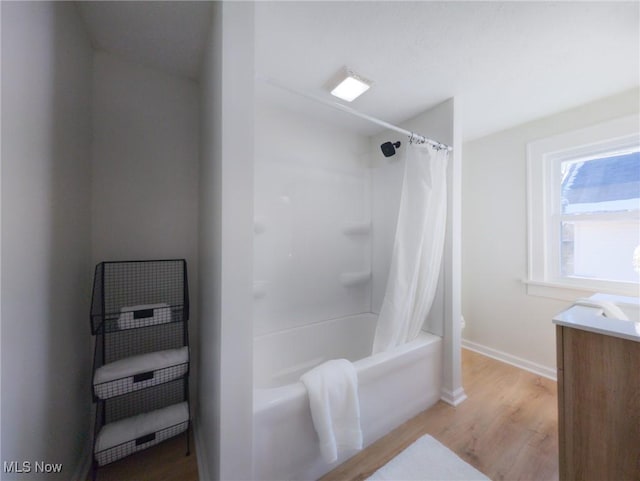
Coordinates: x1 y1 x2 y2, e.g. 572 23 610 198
462 88 640 375
1 2 93 479
197 4 222 478
91 49 200 406
91 50 199 266
253 102 372 336
370 134 407 315
198 3 254 480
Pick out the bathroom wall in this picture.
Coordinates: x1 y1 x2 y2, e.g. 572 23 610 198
1 2 93 479
198 5 222 479
91 51 199 269
198 3 254 480
90 49 200 407
253 101 372 336
462 87 640 375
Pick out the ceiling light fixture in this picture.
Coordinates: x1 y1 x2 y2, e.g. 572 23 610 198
330 69 372 102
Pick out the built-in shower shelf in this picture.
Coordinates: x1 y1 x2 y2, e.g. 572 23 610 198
253 281 267 299
341 221 371 236
340 270 371 287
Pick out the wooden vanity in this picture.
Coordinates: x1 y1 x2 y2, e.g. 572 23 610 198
554 307 640 481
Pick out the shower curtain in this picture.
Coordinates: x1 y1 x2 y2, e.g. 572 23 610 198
372 143 449 354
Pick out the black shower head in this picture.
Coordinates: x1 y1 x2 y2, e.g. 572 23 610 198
381 141 401 158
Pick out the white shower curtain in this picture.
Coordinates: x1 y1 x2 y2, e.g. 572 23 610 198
372 143 449 354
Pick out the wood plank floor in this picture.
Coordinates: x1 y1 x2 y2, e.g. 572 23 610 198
90 431 198 481
90 349 558 481
321 349 559 481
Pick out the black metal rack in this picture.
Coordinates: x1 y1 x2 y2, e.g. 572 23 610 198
89 259 190 480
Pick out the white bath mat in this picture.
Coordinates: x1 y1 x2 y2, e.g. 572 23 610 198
367 434 490 481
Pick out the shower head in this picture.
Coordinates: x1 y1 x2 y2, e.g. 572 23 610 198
381 141 401 158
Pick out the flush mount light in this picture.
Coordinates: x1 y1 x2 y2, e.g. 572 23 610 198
330 70 372 102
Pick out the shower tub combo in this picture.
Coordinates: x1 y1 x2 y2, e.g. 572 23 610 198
253 313 442 481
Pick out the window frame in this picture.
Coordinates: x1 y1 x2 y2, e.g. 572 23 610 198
526 115 640 299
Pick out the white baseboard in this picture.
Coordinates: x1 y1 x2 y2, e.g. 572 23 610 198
440 387 467 406
193 421 212 481
462 339 557 381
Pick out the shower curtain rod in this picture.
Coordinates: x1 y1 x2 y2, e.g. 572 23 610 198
259 76 453 152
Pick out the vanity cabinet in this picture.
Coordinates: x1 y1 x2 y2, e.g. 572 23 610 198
556 325 640 481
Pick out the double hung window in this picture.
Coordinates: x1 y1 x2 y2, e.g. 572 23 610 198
527 115 640 297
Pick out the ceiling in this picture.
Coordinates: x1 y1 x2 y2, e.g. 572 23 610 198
79 1 639 141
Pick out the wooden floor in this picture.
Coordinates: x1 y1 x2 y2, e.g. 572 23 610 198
91 349 558 481
321 349 559 481
91 431 199 481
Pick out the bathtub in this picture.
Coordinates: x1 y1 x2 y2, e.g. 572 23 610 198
253 313 442 481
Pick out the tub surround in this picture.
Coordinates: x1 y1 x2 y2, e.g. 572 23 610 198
252 70 461 480
253 313 442 481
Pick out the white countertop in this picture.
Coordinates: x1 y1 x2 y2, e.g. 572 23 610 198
553 305 640 342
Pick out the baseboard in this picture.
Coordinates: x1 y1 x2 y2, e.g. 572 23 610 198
462 339 557 381
193 420 212 481
440 387 467 406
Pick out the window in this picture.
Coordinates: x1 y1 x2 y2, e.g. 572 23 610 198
527 115 640 298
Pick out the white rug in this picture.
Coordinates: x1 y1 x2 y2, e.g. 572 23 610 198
367 435 490 481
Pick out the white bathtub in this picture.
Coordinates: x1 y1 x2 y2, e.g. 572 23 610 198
253 313 442 481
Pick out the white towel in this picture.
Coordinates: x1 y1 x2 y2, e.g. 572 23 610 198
574 298 629 321
95 401 189 453
93 347 189 399
300 359 363 463
118 303 172 330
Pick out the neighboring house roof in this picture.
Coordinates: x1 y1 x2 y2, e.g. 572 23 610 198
562 151 640 213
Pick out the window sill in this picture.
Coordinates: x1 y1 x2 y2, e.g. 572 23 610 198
522 279 639 301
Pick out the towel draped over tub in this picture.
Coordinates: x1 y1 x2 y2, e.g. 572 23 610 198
300 359 363 463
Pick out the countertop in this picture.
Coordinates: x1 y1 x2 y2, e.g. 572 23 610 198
553 305 640 342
